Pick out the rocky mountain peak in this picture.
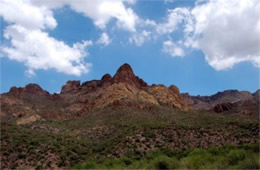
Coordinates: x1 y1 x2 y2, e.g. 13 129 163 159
112 63 147 89
61 80 80 94
113 63 135 82
9 83 49 96
101 73 112 81
100 74 112 86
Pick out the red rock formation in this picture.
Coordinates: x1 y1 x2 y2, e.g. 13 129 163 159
112 63 147 89
2 63 258 125
9 84 50 97
24 84 50 96
100 74 112 87
61 81 80 94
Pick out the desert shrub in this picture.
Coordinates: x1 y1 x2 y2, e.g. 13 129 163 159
73 160 97 169
236 153 259 169
227 149 247 165
119 157 133 166
180 149 214 169
148 155 179 169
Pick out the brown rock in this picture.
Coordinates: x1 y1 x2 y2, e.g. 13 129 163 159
9 87 23 96
16 114 42 125
112 63 147 89
137 90 159 105
9 84 50 97
61 80 80 94
168 85 180 94
213 103 234 113
24 84 50 96
100 74 112 87
146 84 189 111
80 80 100 93
94 83 138 109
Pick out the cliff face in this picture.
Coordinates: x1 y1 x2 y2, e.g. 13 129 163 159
0 63 190 124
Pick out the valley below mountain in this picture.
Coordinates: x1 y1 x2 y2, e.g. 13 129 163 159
0 63 259 169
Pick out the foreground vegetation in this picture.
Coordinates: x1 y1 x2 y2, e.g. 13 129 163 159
74 143 260 169
1 106 259 169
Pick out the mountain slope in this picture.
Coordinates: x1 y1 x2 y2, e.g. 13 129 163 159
1 106 259 169
0 63 189 124
182 90 259 115
0 63 259 169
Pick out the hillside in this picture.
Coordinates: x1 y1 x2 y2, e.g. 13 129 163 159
0 63 259 169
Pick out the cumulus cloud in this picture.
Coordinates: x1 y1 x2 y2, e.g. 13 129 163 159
0 0 131 76
97 32 111 46
0 0 57 30
2 25 92 76
0 0 141 76
32 0 138 32
160 0 260 70
187 0 260 70
162 40 185 57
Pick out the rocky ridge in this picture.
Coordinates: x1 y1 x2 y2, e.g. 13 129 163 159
0 63 190 124
182 90 259 115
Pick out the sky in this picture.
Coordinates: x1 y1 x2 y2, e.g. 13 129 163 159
0 0 259 96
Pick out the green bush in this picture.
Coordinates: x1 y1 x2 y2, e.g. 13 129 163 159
236 154 259 169
148 155 179 169
73 160 97 169
227 149 247 165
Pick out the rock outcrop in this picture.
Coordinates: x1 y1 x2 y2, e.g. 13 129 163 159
182 90 259 114
147 85 189 111
16 114 42 125
1 63 258 125
61 81 80 94
112 63 147 89
213 103 234 113
9 83 50 97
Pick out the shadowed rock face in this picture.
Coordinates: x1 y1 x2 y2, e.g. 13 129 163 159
213 103 234 113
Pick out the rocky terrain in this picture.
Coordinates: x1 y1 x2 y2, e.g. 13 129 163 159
0 63 259 169
0 63 190 124
182 89 259 114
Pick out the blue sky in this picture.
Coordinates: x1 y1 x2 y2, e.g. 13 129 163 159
0 0 259 95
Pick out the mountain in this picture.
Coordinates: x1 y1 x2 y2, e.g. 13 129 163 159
1 63 259 169
0 63 190 124
1 63 259 125
182 90 259 115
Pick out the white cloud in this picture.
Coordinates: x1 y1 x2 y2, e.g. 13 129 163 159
156 8 190 35
0 0 92 76
163 40 185 57
32 0 138 32
0 0 57 30
123 0 136 5
129 30 152 46
154 0 260 70
184 0 260 70
97 32 111 46
2 25 92 76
